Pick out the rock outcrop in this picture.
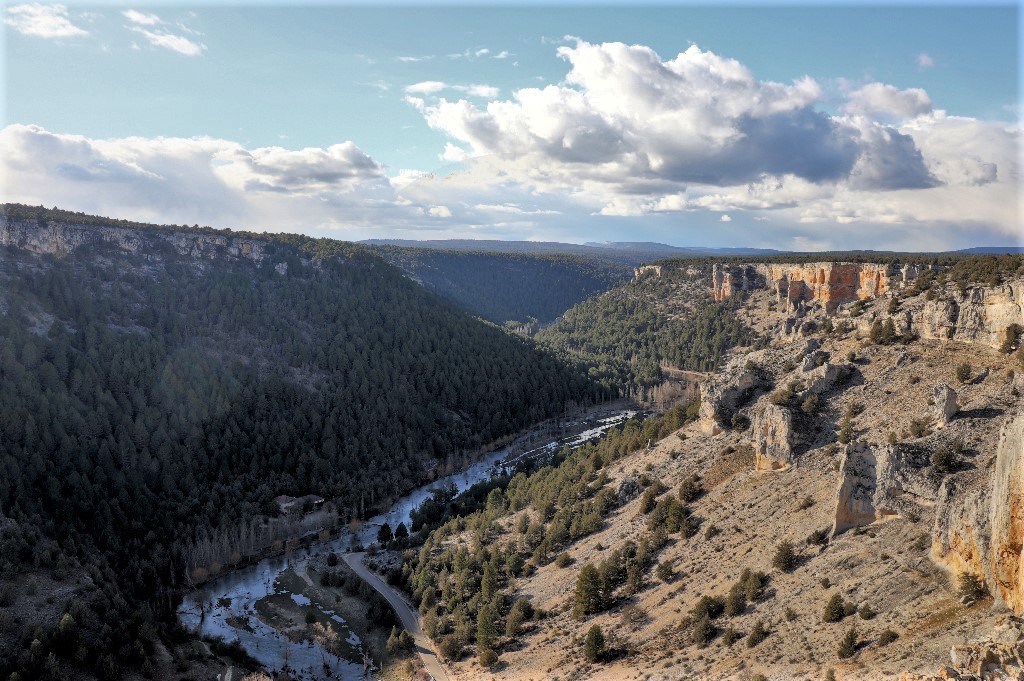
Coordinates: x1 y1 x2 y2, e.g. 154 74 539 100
991 413 1024 615
801 361 854 395
933 411 1024 615
1 216 274 266
901 616 1024 681
698 356 767 435
933 384 961 427
712 261 931 312
913 284 1024 349
832 443 938 537
751 404 794 471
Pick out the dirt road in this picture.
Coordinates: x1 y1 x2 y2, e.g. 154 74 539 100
342 552 451 681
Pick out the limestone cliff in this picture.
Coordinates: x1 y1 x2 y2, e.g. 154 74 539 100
1 216 273 266
912 283 1024 349
933 410 1024 615
711 261 930 312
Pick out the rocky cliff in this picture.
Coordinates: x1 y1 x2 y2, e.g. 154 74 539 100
933 410 1024 615
712 261 931 312
0 216 272 265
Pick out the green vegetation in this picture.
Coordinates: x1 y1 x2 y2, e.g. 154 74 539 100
400 407 697 661
0 219 600 679
823 594 847 623
368 245 632 325
536 265 759 389
772 540 797 572
584 624 606 662
837 626 859 658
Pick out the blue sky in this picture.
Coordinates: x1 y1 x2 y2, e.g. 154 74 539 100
2 3 1020 249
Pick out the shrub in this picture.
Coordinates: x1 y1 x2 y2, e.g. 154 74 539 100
584 624 605 662
741 569 767 602
797 495 815 511
746 619 769 648
858 604 876 620
731 412 750 431
772 540 797 572
909 418 930 438
478 647 499 669
956 362 972 383
722 624 741 646
555 553 573 568
806 528 829 546
678 474 704 502
825 669 837 681
837 626 858 658
691 615 717 647
837 418 854 444
725 585 746 617
655 560 675 584
958 573 987 601
823 594 846 623
304 611 317 625
931 446 957 473
439 635 463 661
692 595 725 620
878 630 899 646
784 607 797 622
801 394 820 415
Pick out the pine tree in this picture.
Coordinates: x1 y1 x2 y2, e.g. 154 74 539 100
583 625 605 662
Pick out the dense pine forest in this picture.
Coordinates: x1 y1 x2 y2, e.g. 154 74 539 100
367 246 632 325
536 265 761 389
0 212 600 679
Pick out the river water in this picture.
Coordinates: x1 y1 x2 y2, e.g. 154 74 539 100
177 408 639 680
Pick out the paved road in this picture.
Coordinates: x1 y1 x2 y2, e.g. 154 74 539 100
342 552 451 681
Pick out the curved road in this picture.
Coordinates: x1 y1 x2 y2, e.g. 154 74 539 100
342 552 451 681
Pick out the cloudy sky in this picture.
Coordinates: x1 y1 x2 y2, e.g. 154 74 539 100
2 2 1020 250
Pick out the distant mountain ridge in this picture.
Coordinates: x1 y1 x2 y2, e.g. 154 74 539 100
362 238 782 262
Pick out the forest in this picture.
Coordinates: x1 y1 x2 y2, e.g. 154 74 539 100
536 265 762 389
367 245 632 325
0 225 600 679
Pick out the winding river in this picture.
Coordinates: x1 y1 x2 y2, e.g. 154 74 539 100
177 408 640 680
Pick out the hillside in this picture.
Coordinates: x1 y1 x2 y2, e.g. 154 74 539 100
366 246 633 325
535 263 762 391
0 206 601 680
383 256 1024 681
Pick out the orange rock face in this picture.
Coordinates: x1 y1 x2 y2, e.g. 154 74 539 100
711 262 895 311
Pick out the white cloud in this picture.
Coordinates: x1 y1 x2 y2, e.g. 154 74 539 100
494 51 510 59
428 205 453 218
4 3 88 39
130 26 206 56
397 55 433 63
405 81 448 95
917 52 935 69
844 82 933 120
405 81 498 99
719 214 732 222
122 9 161 26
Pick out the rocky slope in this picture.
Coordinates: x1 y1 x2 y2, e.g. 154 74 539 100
408 260 1024 681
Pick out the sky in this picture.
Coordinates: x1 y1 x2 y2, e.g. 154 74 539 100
1 2 1020 251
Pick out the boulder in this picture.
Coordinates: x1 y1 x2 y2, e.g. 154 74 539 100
751 404 794 471
932 384 960 427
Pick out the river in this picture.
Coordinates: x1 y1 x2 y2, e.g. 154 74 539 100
177 408 641 680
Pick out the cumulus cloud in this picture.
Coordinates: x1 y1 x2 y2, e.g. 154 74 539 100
719 214 732 222
917 52 935 69
4 3 87 38
844 82 933 120
0 125 404 234
418 40 864 191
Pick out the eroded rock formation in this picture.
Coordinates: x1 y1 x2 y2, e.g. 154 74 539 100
832 443 938 537
933 411 1024 615
933 384 961 428
751 403 794 471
